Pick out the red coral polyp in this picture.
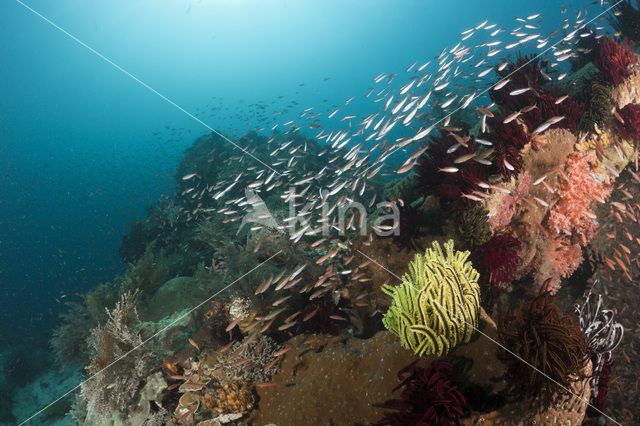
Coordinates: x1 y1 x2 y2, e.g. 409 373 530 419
479 233 522 289
374 359 467 426
616 103 640 142
595 36 637 85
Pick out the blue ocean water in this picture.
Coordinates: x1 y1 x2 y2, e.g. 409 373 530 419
0 0 619 424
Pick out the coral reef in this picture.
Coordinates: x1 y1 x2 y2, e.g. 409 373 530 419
382 240 481 356
497 292 589 398
374 359 466 425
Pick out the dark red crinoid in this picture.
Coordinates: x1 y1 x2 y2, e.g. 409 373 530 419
594 36 637 85
616 103 640 142
487 117 529 179
519 91 584 133
478 233 522 290
490 55 546 112
417 132 489 213
374 359 467 426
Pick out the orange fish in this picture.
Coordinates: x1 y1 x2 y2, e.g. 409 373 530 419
188 338 200 352
162 359 179 374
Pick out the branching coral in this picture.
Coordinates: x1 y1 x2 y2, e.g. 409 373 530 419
79 291 153 424
477 233 521 290
381 240 481 356
616 102 640 142
594 36 637 85
374 359 466 425
497 292 589 398
453 205 492 247
417 133 488 213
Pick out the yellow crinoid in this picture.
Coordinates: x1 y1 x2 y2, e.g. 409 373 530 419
381 239 481 357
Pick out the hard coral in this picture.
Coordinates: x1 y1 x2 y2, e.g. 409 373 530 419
478 233 521 290
497 292 589 398
417 132 488 213
616 102 640 142
374 359 466 426
381 240 481 356
594 36 637 85
201 382 254 416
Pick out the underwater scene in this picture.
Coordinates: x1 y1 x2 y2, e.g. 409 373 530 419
2 0 640 424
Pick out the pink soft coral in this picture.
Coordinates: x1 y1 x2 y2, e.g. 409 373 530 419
547 151 612 245
488 172 531 230
536 237 583 295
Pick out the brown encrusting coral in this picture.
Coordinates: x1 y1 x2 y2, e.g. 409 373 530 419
497 292 589 399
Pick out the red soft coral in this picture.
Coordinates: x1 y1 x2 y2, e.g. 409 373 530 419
594 36 637 85
479 233 522 290
616 103 640 142
548 151 612 245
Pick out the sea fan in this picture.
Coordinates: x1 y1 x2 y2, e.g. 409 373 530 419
478 233 521 290
374 359 466 426
616 102 640 142
594 36 637 85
